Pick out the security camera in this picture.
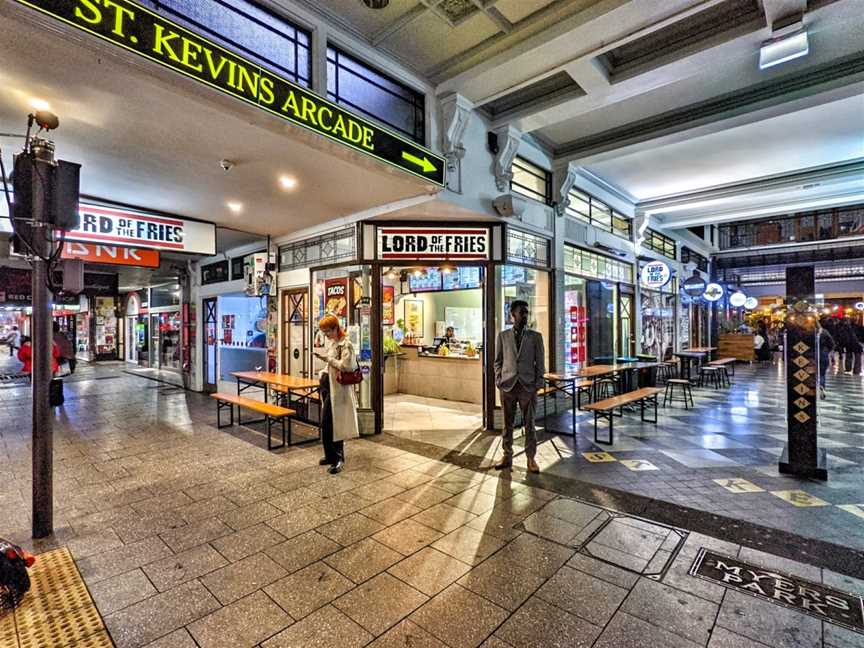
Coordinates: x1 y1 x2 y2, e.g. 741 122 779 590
220 159 235 172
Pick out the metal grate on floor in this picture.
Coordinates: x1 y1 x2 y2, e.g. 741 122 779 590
1 547 114 648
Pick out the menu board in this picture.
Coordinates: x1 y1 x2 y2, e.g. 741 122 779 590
501 266 527 286
408 268 442 293
443 267 481 291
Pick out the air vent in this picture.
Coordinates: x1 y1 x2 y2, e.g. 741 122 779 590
481 72 586 120
599 0 763 79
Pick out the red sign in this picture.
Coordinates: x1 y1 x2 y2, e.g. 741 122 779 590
382 286 395 325
61 242 161 268
324 279 348 317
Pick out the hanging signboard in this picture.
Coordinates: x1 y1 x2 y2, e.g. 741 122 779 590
640 261 671 289
729 291 747 308
378 228 489 260
704 283 724 302
14 0 445 187
744 297 759 310
61 242 161 268
64 204 216 255
682 274 706 297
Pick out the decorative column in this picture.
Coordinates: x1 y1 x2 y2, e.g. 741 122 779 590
491 124 522 192
779 265 827 479
439 93 473 194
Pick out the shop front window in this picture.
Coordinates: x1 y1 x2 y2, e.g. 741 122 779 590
586 281 617 363
312 265 372 409
641 288 676 361
157 312 182 371
496 265 550 363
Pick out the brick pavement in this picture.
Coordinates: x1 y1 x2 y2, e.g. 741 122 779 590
1 363 863 647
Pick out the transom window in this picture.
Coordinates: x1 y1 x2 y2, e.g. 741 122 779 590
326 46 425 144
510 157 552 205
148 0 311 86
566 188 631 239
643 228 677 260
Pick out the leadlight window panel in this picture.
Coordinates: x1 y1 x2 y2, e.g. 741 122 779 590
510 157 551 205
326 46 425 144
279 227 357 271
146 0 311 86
564 246 633 284
507 229 550 267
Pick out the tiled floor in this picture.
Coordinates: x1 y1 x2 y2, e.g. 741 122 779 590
384 394 483 436
392 360 864 551
2 358 864 647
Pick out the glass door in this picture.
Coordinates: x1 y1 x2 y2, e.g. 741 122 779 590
203 297 218 392
282 289 309 378
619 291 634 357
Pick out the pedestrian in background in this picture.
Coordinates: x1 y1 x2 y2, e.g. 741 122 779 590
6 326 20 356
313 315 359 474
817 320 835 399
493 299 546 474
52 322 75 374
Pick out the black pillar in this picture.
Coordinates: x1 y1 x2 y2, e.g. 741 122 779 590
779 265 827 480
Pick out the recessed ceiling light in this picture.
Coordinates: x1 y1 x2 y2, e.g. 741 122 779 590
29 98 50 111
362 0 389 8
279 175 297 190
759 29 808 70
227 201 243 213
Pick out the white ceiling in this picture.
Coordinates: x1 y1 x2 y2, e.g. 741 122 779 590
0 6 437 240
584 94 864 202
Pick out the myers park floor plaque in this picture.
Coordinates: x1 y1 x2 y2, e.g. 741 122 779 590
689 549 864 633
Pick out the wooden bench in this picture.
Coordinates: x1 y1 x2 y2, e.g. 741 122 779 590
211 393 296 450
583 387 663 445
707 356 736 376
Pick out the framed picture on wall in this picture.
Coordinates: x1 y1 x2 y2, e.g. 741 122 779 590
404 300 423 339
382 286 395 325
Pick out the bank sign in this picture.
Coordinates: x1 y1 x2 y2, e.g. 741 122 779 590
65 204 216 255
378 228 489 261
15 0 445 187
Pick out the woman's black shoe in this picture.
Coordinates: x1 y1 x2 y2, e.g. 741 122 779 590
319 457 331 466
329 461 344 474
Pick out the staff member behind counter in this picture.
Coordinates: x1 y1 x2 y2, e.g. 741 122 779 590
434 327 457 351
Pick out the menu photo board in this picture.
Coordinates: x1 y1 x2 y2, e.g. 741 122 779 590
382 286 395 325
324 279 348 317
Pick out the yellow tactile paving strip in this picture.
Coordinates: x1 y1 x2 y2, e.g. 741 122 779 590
0 547 114 648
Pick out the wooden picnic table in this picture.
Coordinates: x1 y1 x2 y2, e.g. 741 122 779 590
232 371 321 425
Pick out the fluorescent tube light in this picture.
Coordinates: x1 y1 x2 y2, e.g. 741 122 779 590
759 29 809 69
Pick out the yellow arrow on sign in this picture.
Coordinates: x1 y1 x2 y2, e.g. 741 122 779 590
402 151 437 174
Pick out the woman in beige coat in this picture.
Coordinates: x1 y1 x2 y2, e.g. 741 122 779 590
313 315 360 474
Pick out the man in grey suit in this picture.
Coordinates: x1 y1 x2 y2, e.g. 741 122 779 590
493 300 546 473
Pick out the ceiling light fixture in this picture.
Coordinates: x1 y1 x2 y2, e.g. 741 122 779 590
29 98 51 111
227 201 243 213
759 16 808 70
361 0 389 8
279 175 297 190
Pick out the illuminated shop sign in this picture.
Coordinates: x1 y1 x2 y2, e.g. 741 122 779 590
744 297 759 310
729 291 747 307
61 241 161 268
640 260 671 288
378 228 489 260
704 283 724 302
65 204 216 255
15 0 445 186
682 274 706 297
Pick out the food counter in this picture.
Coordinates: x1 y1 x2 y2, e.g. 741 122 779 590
384 346 483 404
718 334 755 361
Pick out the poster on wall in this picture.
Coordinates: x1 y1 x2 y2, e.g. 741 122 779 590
404 300 424 342
382 286 395 325
324 279 348 317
